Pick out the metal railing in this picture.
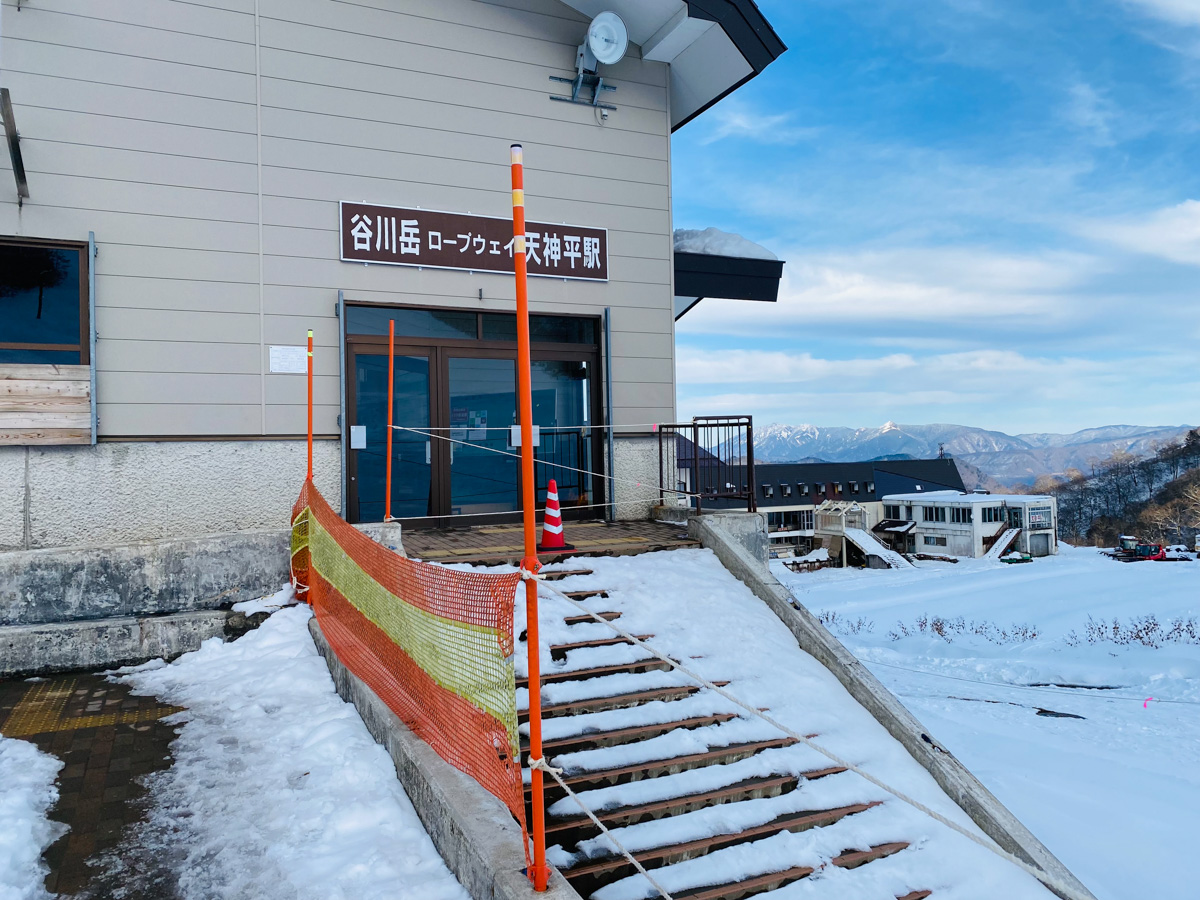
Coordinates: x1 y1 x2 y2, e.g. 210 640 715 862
657 415 755 514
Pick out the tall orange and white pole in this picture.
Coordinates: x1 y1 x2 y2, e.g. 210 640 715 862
385 318 395 521
511 143 549 891
306 328 314 483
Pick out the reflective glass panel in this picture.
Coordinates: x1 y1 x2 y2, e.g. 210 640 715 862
449 357 518 515
347 306 476 339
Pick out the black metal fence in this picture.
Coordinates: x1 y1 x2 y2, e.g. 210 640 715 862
657 416 756 514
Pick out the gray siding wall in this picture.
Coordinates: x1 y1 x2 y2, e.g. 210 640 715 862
0 0 675 437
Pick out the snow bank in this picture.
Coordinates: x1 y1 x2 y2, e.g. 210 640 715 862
109 604 468 900
673 227 778 260
0 735 66 900
775 551 1200 900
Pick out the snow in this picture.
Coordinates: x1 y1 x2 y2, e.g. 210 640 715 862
500 549 1059 899
0 735 65 900
843 527 914 569
104 604 468 900
231 584 297 615
673 227 778 260
798 547 829 562
984 528 1021 559
775 546 1200 900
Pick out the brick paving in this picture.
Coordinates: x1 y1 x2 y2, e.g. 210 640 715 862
0 673 184 898
403 518 699 566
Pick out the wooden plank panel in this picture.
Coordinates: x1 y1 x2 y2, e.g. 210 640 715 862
0 395 91 414
0 379 90 399
0 365 91 381
0 428 91 446
0 412 92 429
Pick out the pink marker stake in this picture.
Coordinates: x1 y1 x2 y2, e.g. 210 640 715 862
1144 697 1153 708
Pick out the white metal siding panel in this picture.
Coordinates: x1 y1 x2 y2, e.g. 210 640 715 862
0 0 676 435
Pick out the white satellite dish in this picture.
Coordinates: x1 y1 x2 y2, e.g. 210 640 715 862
584 11 628 69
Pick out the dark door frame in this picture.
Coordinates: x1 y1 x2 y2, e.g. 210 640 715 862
344 320 605 528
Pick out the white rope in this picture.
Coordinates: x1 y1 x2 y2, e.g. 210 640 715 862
529 757 676 900
391 425 701 498
534 580 1095 900
394 423 668 432
387 493 687 523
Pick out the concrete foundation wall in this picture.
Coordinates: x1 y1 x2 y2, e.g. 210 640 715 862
688 512 1096 900
0 609 262 678
308 618 579 900
0 439 341 551
611 436 661 521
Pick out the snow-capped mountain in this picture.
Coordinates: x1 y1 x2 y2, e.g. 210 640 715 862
751 422 1196 483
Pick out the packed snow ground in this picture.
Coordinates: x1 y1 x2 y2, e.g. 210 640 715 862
102 595 469 900
461 550 1062 899
776 545 1200 900
0 733 65 900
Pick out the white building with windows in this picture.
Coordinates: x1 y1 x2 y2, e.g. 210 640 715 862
879 491 1058 558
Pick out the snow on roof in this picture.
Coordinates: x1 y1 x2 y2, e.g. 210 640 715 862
673 227 778 261
883 491 1053 503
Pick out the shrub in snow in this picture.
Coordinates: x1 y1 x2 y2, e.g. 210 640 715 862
816 610 875 635
1065 614 1200 648
888 615 1039 644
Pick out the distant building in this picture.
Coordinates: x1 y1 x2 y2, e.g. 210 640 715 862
878 491 1058 558
705 459 966 557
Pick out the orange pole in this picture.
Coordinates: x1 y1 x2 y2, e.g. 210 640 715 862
385 318 395 521
306 328 313 482
512 143 549 891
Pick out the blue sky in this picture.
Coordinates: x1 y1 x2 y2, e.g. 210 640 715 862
671 0 1200 434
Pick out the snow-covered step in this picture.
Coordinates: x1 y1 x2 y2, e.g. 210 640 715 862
563 801 884 897
525 712 739 757
843 527 916 568
985 528 1021 559
520 683 724 721
516 656 676 689
550 633 653 660
530 737 797 803
545 768 845 849
563 610 622 625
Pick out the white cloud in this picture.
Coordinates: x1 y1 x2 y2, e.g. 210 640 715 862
1064 82 1116 144
1077 199 1200 265
675 245 1099 337
1123 0 1200 26
699 99 822 146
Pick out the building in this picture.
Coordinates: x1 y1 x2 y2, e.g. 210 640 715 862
0 1 785 549
704 459 967 557
878 490 1059 558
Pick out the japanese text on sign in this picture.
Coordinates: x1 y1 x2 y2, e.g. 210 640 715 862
340 202 608 281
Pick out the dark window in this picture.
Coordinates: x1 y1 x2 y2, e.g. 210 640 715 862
798 483 808 494
762 484 774 498
816 483 825 493
849 481 859 493
922 506 946 522
924 535 948 547
951 507 973 524
781 484 792 497
834 482 843 493
0 238 89 364
884 504 901 519
347 306 476 339
867 481 875 492
482 313 596 344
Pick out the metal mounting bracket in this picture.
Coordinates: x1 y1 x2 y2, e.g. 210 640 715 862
549 73 617 111
1 88 30 206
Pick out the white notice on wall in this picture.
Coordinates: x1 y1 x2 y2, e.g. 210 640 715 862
269 345 308 374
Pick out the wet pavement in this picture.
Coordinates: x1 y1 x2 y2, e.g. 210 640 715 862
0 672 184 898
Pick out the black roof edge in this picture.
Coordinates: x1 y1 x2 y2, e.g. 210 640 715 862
672 0 787 133
674 250 784 299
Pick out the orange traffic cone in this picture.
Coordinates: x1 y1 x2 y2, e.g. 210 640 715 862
537 478 574 552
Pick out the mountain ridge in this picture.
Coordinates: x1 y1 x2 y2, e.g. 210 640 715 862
751 422 1197 484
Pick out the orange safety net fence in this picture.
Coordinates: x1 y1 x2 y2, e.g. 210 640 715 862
290 481 528 857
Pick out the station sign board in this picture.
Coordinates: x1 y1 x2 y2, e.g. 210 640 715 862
340 202 608 281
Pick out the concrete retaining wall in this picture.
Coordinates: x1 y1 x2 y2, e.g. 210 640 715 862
308 618 579 900
0 609 268 677
688 511 1096 900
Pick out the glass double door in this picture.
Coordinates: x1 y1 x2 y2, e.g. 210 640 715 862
347 346 595 524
